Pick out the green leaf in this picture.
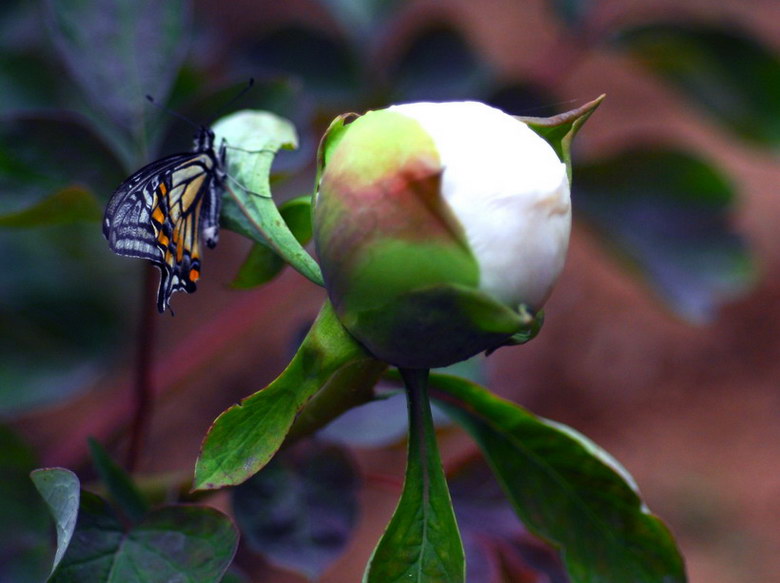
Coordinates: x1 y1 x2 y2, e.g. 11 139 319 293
213 110 323 286
0 187 101 228
232 441 359 579
87 439 149 524
517 94 604 183
45 0 190 161
231 195 313 289
30 468 81 576
0 427 52 583
429 374 687 583
275 195 314 243
614 23 780 147
231 243 286 290
364 369 465 583
575 147 754 322
45 493 238 583
194 301 374 490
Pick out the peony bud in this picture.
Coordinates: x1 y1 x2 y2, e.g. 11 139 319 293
314 100 593 368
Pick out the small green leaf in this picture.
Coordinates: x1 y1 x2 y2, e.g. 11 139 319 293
575 147 754 322
231 243 285 289
276 194 314 243
213 110 323 286
364 369 465 583
0 187 101 228
194 301 375 490
231 195 313 289
429 374 687 583
232 441 359 579
614 23 780 147
88 438 148 523
30 468 81 576
517 94 604 183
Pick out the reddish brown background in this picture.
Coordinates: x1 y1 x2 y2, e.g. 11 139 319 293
14 0 780 581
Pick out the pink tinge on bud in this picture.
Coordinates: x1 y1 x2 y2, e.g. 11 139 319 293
314 102 572 367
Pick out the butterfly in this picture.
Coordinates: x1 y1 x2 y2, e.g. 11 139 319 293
103 126 226 313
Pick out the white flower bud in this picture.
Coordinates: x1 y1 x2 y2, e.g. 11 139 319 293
389 101 570 310
314 99 596 368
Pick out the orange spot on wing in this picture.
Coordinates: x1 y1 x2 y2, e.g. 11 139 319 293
189 268 200 282
152 206 165 223
159 183 168 195
157 232 169 246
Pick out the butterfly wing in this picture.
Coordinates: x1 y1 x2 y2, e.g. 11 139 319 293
104 149 222 312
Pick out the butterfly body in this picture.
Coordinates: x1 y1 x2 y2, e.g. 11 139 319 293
103 127 226 313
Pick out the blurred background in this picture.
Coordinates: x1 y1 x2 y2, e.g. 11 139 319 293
2 0 780 581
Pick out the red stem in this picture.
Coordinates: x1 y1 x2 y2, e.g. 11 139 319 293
125 264 157 471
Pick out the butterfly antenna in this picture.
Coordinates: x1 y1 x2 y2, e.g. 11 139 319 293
207 78 256 124
145 94 200 130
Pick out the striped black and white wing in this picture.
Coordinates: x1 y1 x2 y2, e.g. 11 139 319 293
103 148 223 313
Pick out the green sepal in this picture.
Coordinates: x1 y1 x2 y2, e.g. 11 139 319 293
342 282 533 368
516 94 605 183
485 308 544 355
212 110 323 286
314 112 361 193
194 301 379 490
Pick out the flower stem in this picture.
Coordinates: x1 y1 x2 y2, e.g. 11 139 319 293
400 368 435 469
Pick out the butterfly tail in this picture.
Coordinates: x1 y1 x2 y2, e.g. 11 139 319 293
156 265 174 313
